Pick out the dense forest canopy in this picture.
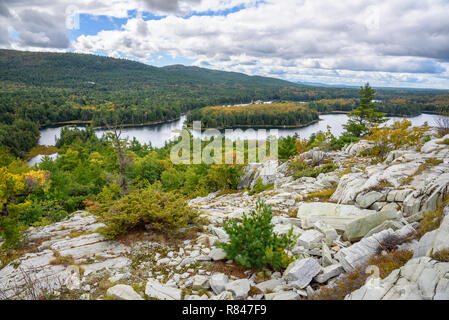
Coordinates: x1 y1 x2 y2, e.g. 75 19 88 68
187 102 320 128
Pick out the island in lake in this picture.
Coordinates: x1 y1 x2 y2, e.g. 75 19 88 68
187 102 320 129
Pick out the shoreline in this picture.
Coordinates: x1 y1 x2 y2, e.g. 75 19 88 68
39 116 182 130
184 118 321 131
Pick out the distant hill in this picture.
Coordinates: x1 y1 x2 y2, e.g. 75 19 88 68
0 49 301 90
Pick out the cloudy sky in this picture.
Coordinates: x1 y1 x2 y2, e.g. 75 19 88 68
1 0 449 89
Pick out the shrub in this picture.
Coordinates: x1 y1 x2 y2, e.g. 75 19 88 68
206 164 243 190
218 200 296 271
366 179 394 192
278 135 300 160
302 187 336 202
249 178 274 196
289 159 338 179
364 119 427 160
306 127 357 151
94 189 200 239
367 250 413 279
312 266 368 300
435 108 449 137
375 233 405 254
0 216 25 249
431 248 449 262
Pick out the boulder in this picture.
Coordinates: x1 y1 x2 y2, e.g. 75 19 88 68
403 172 449 216
313 220 338 244
297 202 375 232
344 140 374 156
192 275 210 290
210 227 230 242
255 279 284 293
106 284 144 300
283 257 322 289
145 279 182 300
330 172 367 204
363 220 404 239
344 206 400 241
355 190 386 209
264 291 301 300
238 164 258 190
249 160 278 190
387 189 414 202
303 149 326 166
421 136 448 153
210 273 229 294
209 248 227 261
225 279 251 299
413 215 449 258
336 225 415 272
314 264 344 283
332 162 421 205
297 230 324 249
321 242 338 267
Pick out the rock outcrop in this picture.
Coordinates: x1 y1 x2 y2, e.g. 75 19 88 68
345 257 449 300
1 129 448 301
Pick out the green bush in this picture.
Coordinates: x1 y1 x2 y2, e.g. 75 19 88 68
218 200 296 271
94 188 200 239
0 217 25 249
249 178 274 195
20 200 68 226
289 160 338 179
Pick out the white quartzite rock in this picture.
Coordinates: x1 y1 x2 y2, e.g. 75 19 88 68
403 172 449 216
297 230 324 249
313 220 338 244
346 257 449 300
356 190 386 209
335 225 415 272
192 275 210 290
413 215 449 258
209 248 227 261
344 206 399 241
145 279 182 300
106 284 144 300
225 279 251 299
297 202 375 232
255 279 284 293
283 257 322 289
314 264 344 284
264 291 301 300
210 273 229 294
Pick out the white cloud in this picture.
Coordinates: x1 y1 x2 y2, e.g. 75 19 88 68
1 0 449 88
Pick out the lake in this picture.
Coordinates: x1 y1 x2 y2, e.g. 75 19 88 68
37 112 448 148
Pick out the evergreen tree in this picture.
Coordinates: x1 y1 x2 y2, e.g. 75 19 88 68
344 83 387 137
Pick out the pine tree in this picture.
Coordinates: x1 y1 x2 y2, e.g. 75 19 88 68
344 83 387 137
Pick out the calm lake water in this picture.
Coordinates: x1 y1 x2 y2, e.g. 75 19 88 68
32 112 447 166
37 112 448 148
